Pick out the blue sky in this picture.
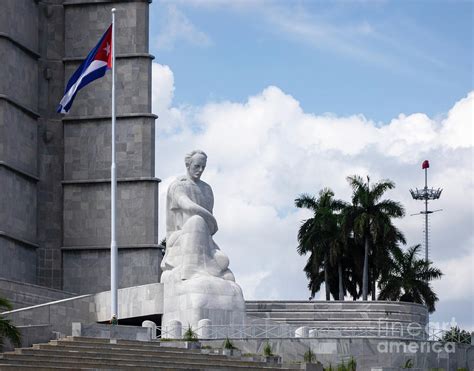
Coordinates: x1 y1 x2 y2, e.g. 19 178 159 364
150 0 472 122
148 0 473 331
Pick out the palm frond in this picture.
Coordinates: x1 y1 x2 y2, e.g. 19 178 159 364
377 199 405 218
295 194 318 210
370 180 395 202
0 298 13 312
0 317 21 348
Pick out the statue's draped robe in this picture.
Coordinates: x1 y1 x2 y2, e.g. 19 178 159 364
160 175 245 329
161 176 234 282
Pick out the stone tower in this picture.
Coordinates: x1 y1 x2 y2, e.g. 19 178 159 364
0 0 160 297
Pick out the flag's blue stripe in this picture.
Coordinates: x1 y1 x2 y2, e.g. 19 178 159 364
59 65 108 113
63 30 109 94
58 25 111 113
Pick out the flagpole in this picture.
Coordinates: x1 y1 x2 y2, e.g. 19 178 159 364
110 7 118 320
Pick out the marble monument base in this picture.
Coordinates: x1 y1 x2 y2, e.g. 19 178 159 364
162 275 246 332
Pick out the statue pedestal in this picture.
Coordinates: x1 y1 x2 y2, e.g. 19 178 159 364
162 275 246 330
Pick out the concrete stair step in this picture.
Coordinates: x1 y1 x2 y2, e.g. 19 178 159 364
248 317 417 326
246 305 423 312
50 339 203 353
249 313 417 321
17 348 266 367
0 358 258 371
247 312 423 321
62 337 167 347
0 357 284 370
65 337 246 353
2 335 297 370
0 364 87 371
246 300 426 310
0 354 280 370
30 345 228 360
65 336 166 346
38 342 236 358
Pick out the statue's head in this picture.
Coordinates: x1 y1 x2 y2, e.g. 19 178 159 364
185 150 207 181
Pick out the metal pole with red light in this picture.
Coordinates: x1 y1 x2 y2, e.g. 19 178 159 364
410 160 443 263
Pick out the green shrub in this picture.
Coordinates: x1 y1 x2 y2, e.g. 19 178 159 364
223 338 237 350
304 348 316 363
402 359 414 368
263 341 273 356
183 325 198 342
442 327 471 344
0 297 21 350
347 356 357 371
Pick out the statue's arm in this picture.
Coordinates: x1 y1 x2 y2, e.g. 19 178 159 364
175 193 218 235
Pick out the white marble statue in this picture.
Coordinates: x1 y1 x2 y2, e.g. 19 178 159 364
160 150 245 331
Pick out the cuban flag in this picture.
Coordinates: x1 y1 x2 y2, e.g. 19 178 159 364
57 25 112 114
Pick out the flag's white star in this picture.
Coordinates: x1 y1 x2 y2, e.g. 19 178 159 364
104 42 110 55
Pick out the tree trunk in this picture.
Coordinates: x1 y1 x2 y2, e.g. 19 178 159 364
338 261 344 301
324 257 330 301
371 268 376 301
362 236 369 300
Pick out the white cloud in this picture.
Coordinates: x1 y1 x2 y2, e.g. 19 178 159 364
440 91 474 149
152 64 174 110
152 63 473 320
154 4 211 51
433 251 474 302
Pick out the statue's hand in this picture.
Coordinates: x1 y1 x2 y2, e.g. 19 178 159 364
199 208 217 235
177 194 218 235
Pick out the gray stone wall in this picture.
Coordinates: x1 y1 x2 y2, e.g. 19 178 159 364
0 0 39 52
36 115 64 288
201 338 474 371
63 248 161 294
60 0 160 293
4 295 96 336
3 283 164 335
1 325 54 352
0 167 37 243
0 0 40 287
64 117 155 180
63 180 158 247
36 0 66 289
64 1 149 57
0 38 38 110
0 0 158 296
0 278 75 309
246 301 429 330
63 57 152 117
0 238 37 284
0 101 38 175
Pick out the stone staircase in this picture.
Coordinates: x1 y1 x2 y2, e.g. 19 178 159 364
0 336 291 370
246 301 428 331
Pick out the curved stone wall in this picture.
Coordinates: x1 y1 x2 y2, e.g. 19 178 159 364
246 300 428 339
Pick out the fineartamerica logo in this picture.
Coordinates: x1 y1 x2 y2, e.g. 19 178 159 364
377 341 456 354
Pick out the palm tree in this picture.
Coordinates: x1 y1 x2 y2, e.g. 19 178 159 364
378 244 442 313
0 297 21 350
341 235 364 300
345 175 405 300
441 326 471 344
370 219 406 300
295 188 347 300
